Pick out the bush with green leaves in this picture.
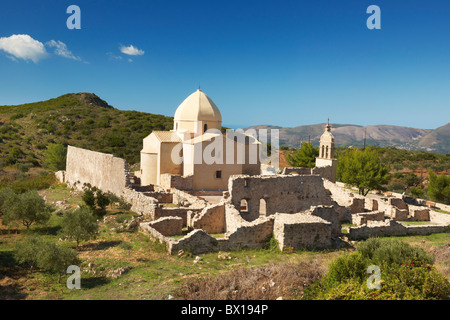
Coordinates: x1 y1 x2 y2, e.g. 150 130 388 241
410 187 424 198
44 143 67 171
303 238 447 300
95 189 110 212
356 238 433 267
82 188 96 210
427 170 450 205
1 189 52 229
15 236 80 283
285 142 319 168
337 147 390 196
60 206 98 248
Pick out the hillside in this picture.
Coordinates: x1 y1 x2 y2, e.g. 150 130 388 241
417 123 450 154
0 93 448 173
248 123 448 154
0 93 173 165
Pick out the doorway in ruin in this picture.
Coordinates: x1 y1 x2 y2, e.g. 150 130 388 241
259 198 267 218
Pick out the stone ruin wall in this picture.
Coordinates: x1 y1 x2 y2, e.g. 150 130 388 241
65 145 131 195
273 213 332 250
348 219 449 240
63 146 207 219
228 174 333 221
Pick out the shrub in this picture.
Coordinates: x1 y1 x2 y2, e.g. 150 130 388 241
95 189 110 211
323 252 370 286
387 182 405 192
303 239 445 300
16 162 34 173
2 190 52 229
82 189 96 210
10 173 57 193
306 262 450 300
60 206 98 248
14 236 44 272
118 196 132 210
357 238 434 267
411 187 424 198
15 236 80 283
44 143 67 171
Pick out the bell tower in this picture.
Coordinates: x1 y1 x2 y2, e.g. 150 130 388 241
315 119 337 182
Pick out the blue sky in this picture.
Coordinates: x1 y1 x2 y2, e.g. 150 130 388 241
0 0 449 129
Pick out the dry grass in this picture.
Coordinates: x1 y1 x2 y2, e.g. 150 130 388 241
174 260 324 300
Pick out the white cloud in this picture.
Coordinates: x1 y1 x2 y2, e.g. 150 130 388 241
107 52 123 61
128 58 133 63
120 44 144 56
0 34 47 63
46 40 82 61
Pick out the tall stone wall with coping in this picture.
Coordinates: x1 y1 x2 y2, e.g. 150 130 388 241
65 145 131 195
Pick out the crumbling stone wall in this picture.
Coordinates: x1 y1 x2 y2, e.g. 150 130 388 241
122 188 158 217
348 219 449 240
147 216 183 236
160 174 193 190
228 174 333 221
154 206 201 226
304 205 341 236
273 213 332 250
312 165 336 183
65 146 131 195
349 198 365 214
281 167 312 175
387 205 409 221
351 211 385 226
409 205 430 221
225 216 274 249
189 203 226 234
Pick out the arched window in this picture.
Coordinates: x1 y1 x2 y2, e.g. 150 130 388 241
325 146 329 158
204 123 208 133
240 199 249 213
321 145 325 158
259 198 267 217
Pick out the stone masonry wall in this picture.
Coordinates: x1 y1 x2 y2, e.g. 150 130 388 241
147 216 183 236
228 174 333 221
273 213 332 250
189 203 226 234
65 145 131 195
348 219 449 240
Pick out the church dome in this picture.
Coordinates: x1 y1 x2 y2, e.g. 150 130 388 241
174 89 222 122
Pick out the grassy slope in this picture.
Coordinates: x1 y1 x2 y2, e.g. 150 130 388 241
0 93 173 165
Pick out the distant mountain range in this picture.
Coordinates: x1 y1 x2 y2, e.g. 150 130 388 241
0 92 448 168
246 123 450 154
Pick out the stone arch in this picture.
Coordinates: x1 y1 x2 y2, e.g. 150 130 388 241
259 198 267 217
240 199 249 213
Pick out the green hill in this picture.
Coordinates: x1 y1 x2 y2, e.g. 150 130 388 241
0 93 173 166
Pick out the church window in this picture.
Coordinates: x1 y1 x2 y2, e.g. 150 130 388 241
240 199 249 213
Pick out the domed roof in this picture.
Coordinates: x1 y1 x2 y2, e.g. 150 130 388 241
320 122 334 143
174 89 222 122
